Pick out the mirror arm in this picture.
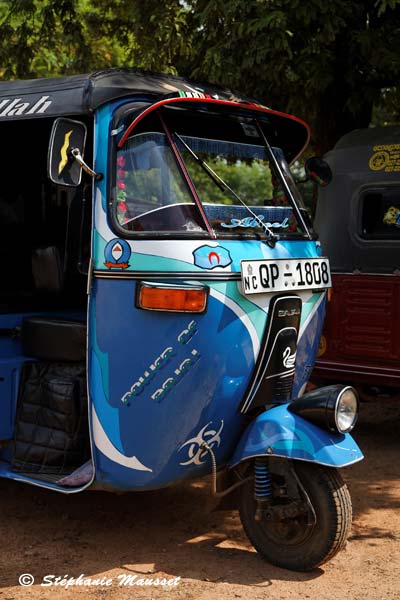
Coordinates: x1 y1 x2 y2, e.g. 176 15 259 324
71 148 103 181
77 184 90 276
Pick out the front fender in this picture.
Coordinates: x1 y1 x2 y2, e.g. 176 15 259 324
229 403 363 468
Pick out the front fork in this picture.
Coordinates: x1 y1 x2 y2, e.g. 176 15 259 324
254 457 272 521
253 457 316 524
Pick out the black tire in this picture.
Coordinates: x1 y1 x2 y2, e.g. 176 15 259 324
239 461 352 571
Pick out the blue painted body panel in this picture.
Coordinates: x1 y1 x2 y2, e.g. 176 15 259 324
292 293 326 398
0 358 22 440
229 403 364 468
89 278 252 490
0 314 27 440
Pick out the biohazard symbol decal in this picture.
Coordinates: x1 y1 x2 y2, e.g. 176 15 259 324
179 421 224 466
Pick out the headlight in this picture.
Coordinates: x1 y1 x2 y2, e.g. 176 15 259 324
288 384 359 434
335 387 358 433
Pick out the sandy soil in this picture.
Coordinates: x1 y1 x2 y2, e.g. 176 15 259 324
0 399 399 600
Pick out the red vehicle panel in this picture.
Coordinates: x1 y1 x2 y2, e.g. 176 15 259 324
314 273 400 387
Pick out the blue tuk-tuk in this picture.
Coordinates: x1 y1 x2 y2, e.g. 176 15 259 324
0 69 362 571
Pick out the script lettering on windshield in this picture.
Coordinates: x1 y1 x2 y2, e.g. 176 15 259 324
221 216 289 229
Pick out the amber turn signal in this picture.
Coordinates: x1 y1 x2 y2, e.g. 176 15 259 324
137 283 208 313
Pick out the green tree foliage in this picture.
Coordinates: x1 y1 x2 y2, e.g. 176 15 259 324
0 0 399 153
186 0 400 153
0 0 192 78
83 0 193 73
0 0 125 78
182 157 272 205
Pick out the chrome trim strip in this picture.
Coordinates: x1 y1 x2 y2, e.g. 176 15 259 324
94 270 241 281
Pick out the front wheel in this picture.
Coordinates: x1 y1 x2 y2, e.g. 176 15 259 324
239 461 352 571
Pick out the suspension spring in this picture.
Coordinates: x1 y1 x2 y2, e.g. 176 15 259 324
254 457 272 500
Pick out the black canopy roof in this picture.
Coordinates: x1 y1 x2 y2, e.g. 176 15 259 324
0 68 247 121
0 68 309 162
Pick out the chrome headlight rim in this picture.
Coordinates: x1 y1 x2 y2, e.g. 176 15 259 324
333 386 359 434
288 383 359 435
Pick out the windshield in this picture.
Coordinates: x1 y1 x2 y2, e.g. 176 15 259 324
175 136 302 236
113 108 309 238
114 132 206 233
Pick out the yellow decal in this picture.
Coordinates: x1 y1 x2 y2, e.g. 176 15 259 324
58 130 73 175
317 335 327 358
369 144 400 172
383 206 400 227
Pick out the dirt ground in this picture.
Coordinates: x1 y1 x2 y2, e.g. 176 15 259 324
0 398 399 600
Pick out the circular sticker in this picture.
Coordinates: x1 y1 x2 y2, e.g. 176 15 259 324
104 238 131 269
369 151 389 171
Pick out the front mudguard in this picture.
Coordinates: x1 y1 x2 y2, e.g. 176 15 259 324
229 403 363 468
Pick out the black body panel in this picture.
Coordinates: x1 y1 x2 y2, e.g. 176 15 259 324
241 295 302 413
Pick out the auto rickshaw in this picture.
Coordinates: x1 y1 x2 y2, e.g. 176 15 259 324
312 126 400 399
0 68 362 571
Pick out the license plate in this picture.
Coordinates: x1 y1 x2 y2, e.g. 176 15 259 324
241 257 331 295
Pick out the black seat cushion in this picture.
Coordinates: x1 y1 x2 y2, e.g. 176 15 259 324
11 362 90 475
22 317 86 362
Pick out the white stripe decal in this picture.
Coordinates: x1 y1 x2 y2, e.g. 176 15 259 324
92 407 153 472
208 287 260 361
298 292 326 341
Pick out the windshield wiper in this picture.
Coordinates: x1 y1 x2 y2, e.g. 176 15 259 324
254 119 312 240
173 132 279 247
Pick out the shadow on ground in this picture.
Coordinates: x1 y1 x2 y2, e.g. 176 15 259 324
0 398 398 589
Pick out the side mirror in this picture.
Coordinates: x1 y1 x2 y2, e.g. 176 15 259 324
48 118 87 187
305 157 333 187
